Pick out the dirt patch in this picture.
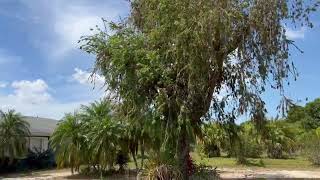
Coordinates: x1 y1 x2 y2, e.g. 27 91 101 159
2 168 320 179
0 169 73 180
219 168 320 179
0 169 137 180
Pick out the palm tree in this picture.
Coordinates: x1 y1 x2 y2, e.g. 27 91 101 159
0 109 30 162
80 100 112 122
81 100 129 172
265 121 297 159
86 116 125 171
50 113 84 174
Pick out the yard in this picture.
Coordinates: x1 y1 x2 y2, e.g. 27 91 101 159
2 156 320 179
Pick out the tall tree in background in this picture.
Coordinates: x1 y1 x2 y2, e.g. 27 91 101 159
81 0 319 178
0 110 30 162
287 98 320 129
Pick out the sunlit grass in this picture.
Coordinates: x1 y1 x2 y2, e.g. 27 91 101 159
192 153 320 170
127 153 320 170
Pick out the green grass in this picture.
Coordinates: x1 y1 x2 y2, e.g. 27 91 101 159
127 153 320 170
192 153 320 170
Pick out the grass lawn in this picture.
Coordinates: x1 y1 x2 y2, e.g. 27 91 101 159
128 153 320 171
192 153 320 170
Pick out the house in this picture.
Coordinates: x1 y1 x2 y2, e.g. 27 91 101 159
23 116 58 152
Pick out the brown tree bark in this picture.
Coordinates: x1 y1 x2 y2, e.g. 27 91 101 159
178 125 190 180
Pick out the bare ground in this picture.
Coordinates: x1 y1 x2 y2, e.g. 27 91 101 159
2 168 320 179
219 168 320 179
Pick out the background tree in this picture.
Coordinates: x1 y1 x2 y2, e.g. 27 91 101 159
287 105 306 123
81 0 319 178
264 120 297 159
286 98 320 130
0 110 30 163
239 122 264 159
301 127 320 165
198 122 227 158
303 98 320 129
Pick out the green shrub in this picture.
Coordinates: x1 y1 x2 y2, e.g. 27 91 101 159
144 164 182 180
24 149 56 170
240 122 263 158
190 164 219 180
264 121 297 159
303 128 320 165
198 123 227 158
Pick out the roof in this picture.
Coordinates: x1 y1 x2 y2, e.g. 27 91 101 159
22 116 58 137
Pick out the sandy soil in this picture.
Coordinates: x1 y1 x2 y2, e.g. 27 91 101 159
0 169 73 180
218 168 320 179
2 168 320 179
0 169 136 180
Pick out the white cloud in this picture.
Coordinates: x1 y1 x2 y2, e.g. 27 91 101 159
72 68 105 88
0 78 98 119
0 1 125 119
286 27 305 40
0 95 88 120
10 79 52 105
0 82 7 88
20 0 128 58
53 12 102 57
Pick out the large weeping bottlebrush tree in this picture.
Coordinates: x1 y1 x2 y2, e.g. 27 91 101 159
80 0 319 179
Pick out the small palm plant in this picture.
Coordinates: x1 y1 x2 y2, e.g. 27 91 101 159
0 109 30 162
50 113 85 174
86 117 125 171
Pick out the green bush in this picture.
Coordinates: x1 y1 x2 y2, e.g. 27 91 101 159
0 149 56 173
241 137 263 158
265 121 297 159
303 128 320 165
240 122 263 158
198 123 227 158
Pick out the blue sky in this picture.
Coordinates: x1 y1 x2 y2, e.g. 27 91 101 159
0 0 319 120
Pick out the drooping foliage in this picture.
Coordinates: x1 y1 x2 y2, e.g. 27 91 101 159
80 0 319 177
0 110 30 162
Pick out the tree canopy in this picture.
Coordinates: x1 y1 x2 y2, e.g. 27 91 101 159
287 98 320 129
80 0 319 178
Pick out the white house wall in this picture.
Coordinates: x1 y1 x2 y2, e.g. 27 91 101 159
28 137 49 153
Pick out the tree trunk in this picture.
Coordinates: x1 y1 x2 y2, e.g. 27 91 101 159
178 125 190 180
140 140 145 169
131 150 138 170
